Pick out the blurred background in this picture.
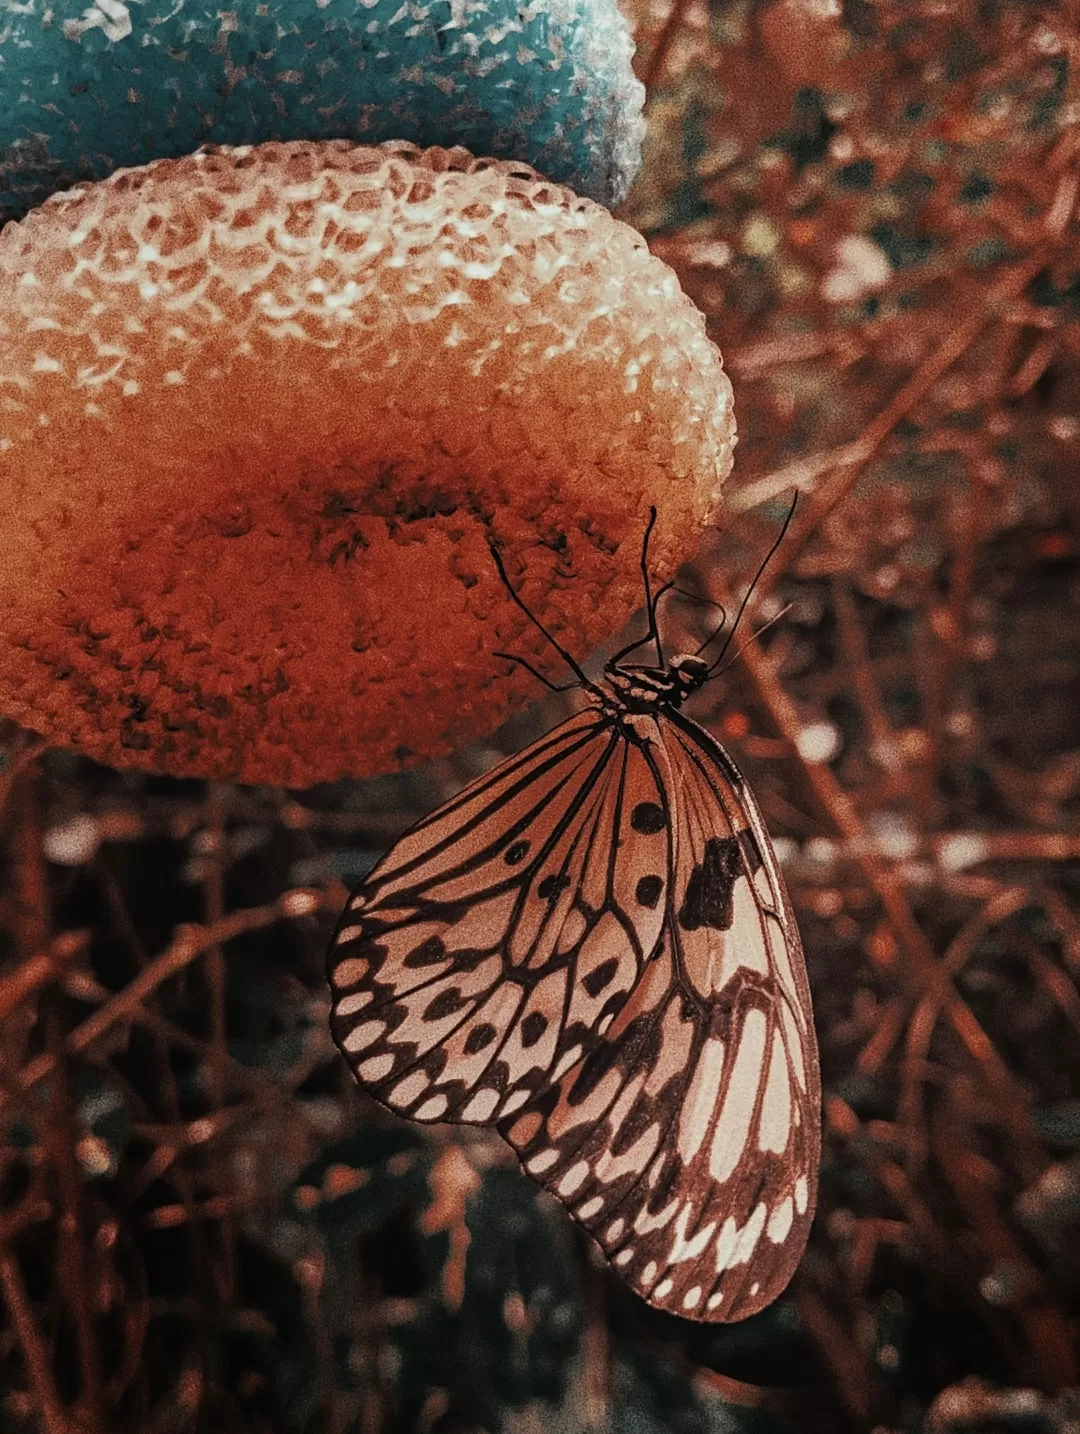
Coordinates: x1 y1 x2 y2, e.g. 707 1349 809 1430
2 0 1080 1429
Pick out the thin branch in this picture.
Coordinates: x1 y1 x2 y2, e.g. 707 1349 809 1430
737 638 1043 1175
0 1244 68 1434
3 892 323 1110
729 165 1080 544
0 930 88 1020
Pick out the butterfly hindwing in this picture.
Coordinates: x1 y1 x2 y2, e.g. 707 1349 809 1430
327 708 672 1125
658 711 819 1317
499 711 820 1322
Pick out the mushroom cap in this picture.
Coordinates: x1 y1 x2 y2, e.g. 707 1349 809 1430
0 141 735 786
0 0 643 222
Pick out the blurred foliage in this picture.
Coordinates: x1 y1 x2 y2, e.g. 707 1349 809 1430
3 0 1080 1429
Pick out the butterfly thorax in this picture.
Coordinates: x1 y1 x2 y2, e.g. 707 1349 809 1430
600 652 710 716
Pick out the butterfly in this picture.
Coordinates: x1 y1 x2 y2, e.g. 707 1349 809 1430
327 506 820 1323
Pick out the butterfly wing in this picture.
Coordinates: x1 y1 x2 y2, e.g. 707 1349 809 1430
499 710 819 1322
327 707 674 1126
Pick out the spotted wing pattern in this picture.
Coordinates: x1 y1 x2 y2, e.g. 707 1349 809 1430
498 710 820 1322
327 707 675 1126
327 699 819 1324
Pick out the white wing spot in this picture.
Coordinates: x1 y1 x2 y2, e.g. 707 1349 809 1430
780 1001 807 1091
682 1286 702 1310
463 1089 500 1121
752 863 773 905
336 924 365 943
577 1196 604 1220
343 1020 385 1053
750 1281 760 1297
348 895 366 911
677 1036 726 1162
605 1218 625 1241
389 1070 429 1107
707 1292 724 1311
709 1008 766 1181
795 1174 809 1215
614 1248 633 1266
527 1149 559 1174
358 1053 395 1082
596 1121 660 1185
668 1201 717 1265
766 915 798 1005
414 1094 449 1121
734 1202 768 1265
335 990 374 1018
645 1001 693 1093
634 1196 679 1234
551 1044 583 1081
767 1197 794 1244
715 1216 738 1272
605 1071 646 1130
715 878 769 987
641 1260 657 1285
558 1161 590 1196
758 1028 792 1154
654 1277 674 1299
500 1089 530 1116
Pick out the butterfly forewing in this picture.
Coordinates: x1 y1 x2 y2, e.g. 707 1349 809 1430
327 707 672 1126
327 685 819 1323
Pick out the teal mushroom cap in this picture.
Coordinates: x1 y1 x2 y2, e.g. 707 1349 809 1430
0 0 645 224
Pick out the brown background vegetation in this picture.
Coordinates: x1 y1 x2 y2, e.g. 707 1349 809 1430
2 0 1079 1429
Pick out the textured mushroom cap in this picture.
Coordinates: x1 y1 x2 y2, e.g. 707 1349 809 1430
0 0 643 222
0 142 735 786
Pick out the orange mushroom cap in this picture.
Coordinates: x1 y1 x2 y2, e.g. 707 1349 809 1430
0 141 735 786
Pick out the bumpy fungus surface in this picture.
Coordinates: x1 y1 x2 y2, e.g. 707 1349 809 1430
0 142 735 786
0 0 644 222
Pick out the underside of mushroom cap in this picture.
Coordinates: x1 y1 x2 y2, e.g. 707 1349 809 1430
0 141 735 786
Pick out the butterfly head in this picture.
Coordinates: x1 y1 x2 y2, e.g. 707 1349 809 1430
602 651 711 714
667 652 711 695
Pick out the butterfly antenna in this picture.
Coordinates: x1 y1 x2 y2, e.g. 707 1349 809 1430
492 651 578 694
708 602 793 682
677 588 727 629
641 507 664 666
488 543 595 691
701 491 798 675
610 584 727 668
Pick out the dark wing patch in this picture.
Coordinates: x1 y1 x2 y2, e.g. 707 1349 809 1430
677 835 741 932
